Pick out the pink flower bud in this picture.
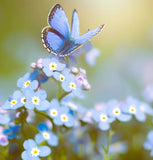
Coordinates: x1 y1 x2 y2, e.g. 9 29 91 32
30 63 36 68
84 84 91 90
71 67 78 73
37 58 43 68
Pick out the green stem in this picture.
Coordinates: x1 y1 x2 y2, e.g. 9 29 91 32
103 130 114 160
34 109 53 124
25 122 38 133
59 91 71 101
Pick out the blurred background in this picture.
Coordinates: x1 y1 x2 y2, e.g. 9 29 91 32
1 0 153 159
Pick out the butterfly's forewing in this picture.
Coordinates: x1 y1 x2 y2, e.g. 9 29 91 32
48 4 70 40
71 9 80 40
75 24 105 45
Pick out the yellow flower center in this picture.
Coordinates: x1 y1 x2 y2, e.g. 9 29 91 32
21 97 26 104
11 100 17 106
129 106 136 114
31 148 40 157
24 80 31 88
113 108 120 116
50 109 58 117
42 132 50 140
100 114 108 122
61 114 68 122
49 62 57 70
69 82 76 90
60 75 65 82
32 96 40 105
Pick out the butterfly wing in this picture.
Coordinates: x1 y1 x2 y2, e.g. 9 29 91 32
59 25 104 56
42 4 70 54
71 9 80 40
75 24 105 45
42 27 66 54
48 4 70 39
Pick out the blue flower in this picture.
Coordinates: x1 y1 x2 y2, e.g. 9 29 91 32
2 90 24 110
144 130 153 156
24 89 50 111
17 73 39 92
47 99 61 119
21 139 51 159
122 96 148 122
42 55 66 77
53 106 75 127
30 69 49 84
106 100 132 122
4 124 20 139
92 107 115 131
53 68 71 82
35 123 58 146
61 73 84 98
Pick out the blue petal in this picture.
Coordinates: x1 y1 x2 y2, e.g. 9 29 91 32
117 114 132 122
143 142 152 150
36 90 47 100
17 73 30 88
135 111 146 122
38 123 48 132
99 122 110 131
47 134 58 146
36 100 50 111
53 116 63 126
39 146 51 157
35 133 44 144
23 139 37 149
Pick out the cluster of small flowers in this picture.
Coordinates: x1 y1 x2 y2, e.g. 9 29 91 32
1 46 153 159
0 50 94 159
82 96 153 131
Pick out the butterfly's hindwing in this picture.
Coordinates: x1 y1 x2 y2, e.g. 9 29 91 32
41 26 66 54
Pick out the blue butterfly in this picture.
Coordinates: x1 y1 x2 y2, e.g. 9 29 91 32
41 4 104 57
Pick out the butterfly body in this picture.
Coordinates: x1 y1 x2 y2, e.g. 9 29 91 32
42 4 104 57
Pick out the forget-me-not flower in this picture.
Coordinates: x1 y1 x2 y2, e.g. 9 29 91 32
2 90 24 110
53 106 75 127
42 55 66 77
61 73 84 98
17 72 39 92
47 99 61 119
92 106 115 131
35 123 58 146
106 100 132 122
4 124 20 139
24 89 50 110
21 139 51 160
122 96 148 122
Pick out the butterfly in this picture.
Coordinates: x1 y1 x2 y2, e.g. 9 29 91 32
41 4 104 57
